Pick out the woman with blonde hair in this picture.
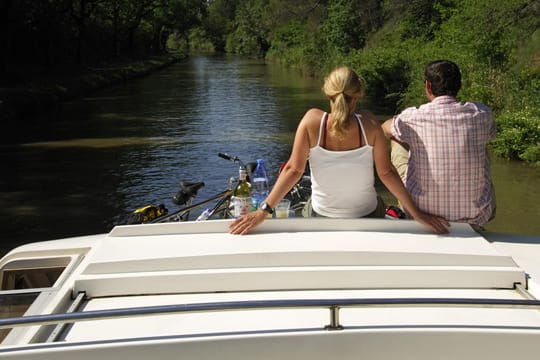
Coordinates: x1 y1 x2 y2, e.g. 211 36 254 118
229 66 449 235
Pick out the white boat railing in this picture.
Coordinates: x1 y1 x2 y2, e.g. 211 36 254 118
2 292 540 333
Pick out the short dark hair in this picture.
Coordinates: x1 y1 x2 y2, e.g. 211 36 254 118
424 60 461 97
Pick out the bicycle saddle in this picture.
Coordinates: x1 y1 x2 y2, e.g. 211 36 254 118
172 181 205 205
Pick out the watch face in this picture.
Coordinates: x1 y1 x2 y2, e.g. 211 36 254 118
261 202 273 214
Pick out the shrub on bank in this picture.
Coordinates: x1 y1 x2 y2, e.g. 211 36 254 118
492 108 540 166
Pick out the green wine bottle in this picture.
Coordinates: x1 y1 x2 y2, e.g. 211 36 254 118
233 166 251 218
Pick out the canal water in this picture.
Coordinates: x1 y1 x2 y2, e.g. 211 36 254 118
1 55 539 256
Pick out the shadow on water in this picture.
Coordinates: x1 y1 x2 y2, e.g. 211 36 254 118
1 55 539 256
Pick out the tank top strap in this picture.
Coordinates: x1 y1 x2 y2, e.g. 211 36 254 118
317 112 328 148
354 113 369 147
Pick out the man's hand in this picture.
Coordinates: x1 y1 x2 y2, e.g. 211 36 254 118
413 211 451 234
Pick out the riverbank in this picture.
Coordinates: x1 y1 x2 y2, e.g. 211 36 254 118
0 53 185 125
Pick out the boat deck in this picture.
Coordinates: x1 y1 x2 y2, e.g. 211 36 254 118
1 218 540 359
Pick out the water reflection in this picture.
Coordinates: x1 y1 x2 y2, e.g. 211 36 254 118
486 156 540 235
1 55 539 256
20 137 178 148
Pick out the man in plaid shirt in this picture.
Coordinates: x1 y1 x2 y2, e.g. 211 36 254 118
382 60 496 229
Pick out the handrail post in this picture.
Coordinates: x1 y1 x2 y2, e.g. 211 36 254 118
515 282 537 300
324 305 343 330
46 291 86 342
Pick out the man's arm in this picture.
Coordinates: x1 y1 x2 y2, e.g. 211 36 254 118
382 117 395 140
382 117 410 150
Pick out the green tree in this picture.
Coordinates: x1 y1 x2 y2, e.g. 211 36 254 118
321 0 366 54
396 0 454 41
226 0 270 56
151 0 207 53
204 0 240 52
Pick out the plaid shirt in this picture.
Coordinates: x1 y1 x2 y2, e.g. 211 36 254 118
391 96 496 225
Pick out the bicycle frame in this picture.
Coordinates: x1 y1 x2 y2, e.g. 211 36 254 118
152 188 233 223
285 175 311 215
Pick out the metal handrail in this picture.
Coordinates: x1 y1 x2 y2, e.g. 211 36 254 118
2 297 540 330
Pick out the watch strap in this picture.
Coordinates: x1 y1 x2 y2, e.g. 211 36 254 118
260 201 274 214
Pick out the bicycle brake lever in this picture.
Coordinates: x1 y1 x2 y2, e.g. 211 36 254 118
218 152 244 167
218 152 235 161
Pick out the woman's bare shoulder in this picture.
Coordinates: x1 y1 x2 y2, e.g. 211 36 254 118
299 108 325 128
297 108 325 148
357 109 384 145
357 109 381 128
304 108 325 120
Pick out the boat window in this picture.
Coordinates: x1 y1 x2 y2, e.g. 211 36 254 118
1 257 71 290
0 257 72 343
0 292 40 342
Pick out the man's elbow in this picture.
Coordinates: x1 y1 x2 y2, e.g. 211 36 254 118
381 119 394 139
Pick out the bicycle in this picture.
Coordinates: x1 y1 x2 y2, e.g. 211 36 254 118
127 152 313 224
126 177 233 224
151 152 253 223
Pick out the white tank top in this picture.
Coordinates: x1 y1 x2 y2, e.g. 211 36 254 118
309 113 377 217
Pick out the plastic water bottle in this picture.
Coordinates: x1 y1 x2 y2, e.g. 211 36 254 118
251 159 269 210
196 208 212 221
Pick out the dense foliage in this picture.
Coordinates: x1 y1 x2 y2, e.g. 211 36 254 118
197 0 540 165
0 0 206 72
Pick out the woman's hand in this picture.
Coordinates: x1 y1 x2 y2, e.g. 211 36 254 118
229 209 268 235
411 211 450 234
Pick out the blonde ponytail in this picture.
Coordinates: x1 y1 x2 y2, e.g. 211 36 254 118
323 66 363 135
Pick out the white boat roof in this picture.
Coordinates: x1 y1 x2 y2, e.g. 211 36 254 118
75 219 523 297
1 218 540 359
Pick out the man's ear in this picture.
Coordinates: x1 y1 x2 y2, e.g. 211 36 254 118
425 80 435 101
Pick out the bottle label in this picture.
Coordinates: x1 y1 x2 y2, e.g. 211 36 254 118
252 178 268 194
233 196 251 218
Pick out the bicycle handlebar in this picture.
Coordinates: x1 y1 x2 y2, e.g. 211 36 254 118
218 153 240 162
218 152 235 161
218 152 245 168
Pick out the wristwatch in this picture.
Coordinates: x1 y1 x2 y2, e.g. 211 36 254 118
260 201 274 215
